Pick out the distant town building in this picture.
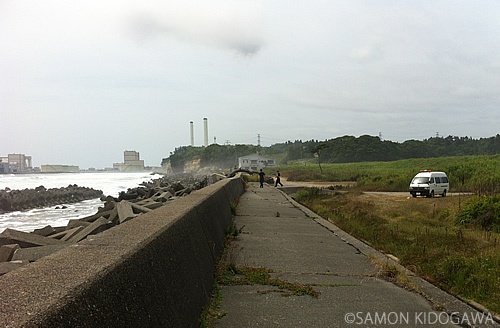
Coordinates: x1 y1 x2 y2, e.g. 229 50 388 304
113 150 145 172
41 165 80 173
0 162 9 174
238 153 276 171
0 153 33 173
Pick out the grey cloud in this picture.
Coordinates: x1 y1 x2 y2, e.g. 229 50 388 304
128 14 172 41
223 37 262 56
127 12 264 57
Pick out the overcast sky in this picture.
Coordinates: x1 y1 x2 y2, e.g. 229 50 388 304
1 1 499 169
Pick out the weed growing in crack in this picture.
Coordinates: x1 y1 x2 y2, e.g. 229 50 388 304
200 281 227 328
219 266 319 298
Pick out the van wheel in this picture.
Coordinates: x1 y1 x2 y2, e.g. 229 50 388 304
442 190 447 197
427 191 434 198
411 193 417 198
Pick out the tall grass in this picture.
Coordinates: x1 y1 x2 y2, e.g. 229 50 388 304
294 189 500 314
280 154 500 194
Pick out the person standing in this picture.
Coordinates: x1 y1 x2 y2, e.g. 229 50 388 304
258 169 266 188
275 170 283 187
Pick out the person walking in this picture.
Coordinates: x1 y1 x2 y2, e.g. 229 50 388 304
258 169 266 188
274 170 283 187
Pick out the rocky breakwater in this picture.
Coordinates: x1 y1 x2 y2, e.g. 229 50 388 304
0 185 103 213
0 173 216 276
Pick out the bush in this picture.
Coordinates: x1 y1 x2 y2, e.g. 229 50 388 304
294 187 324 202
455 195 500 231
437 256 499 301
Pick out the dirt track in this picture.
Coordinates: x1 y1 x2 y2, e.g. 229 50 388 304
280 179 465 201
280 178 355 188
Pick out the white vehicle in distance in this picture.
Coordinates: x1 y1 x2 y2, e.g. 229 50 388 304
409 170 449 198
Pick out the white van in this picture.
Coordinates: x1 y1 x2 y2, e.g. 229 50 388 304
409 170 449 198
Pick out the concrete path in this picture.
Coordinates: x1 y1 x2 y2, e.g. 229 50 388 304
215 183 499 328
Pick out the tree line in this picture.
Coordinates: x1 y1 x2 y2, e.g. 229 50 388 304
162 134 500 172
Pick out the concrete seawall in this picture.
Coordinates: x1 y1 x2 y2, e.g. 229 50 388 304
0 177 245 328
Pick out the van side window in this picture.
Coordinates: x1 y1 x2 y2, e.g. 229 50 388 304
442 177 449 183
429 177 435 183
435 177 441 183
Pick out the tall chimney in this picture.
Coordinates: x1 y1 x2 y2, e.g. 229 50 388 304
190 121 194 146
203 117 208 147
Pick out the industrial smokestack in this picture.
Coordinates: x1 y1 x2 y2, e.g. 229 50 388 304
203 117 208 147
190 121 194 146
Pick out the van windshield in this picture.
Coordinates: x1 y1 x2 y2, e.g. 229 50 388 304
412 177 429 184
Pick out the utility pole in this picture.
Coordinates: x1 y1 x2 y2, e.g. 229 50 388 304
257 134 261 147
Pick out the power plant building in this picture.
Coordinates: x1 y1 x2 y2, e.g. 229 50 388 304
41 165 79 173
0 153 33 173
113 150 145 172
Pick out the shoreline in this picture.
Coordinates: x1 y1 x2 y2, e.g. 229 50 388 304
0 170 157 175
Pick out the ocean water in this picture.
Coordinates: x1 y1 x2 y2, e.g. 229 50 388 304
0 172 162 232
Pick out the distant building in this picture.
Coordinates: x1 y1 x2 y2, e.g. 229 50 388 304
41 165 80 173
113 150 145 172
238 153 276 171
0 162 9 174
0 153 33 173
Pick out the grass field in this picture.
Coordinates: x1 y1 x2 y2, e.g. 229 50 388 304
278 154 500 194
